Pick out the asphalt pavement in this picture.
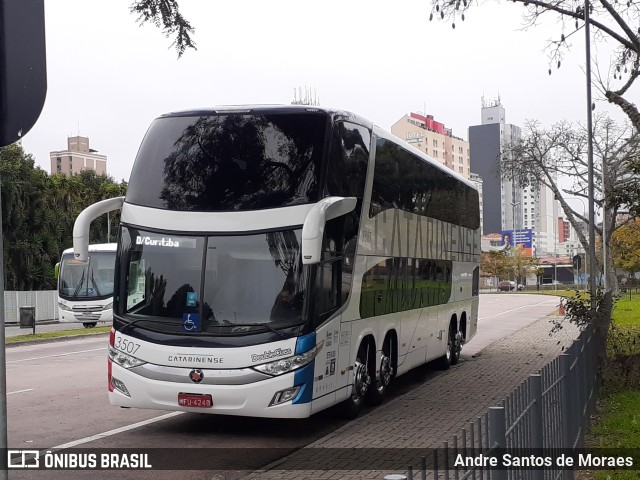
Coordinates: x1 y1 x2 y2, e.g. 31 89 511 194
241 294 580 480
3 294 579 480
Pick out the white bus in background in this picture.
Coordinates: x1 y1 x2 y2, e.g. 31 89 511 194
57 243 117 328
73 105 480 418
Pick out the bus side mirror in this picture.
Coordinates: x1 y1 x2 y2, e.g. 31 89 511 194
54 262 59 280
301 197 356 265
73 196 124 261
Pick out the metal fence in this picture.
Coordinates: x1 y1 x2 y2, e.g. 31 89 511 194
3 290 59 323
388 326 599 480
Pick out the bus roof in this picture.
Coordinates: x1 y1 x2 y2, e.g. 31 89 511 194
62 243 117 256
156 105 476 192
158 104 375 130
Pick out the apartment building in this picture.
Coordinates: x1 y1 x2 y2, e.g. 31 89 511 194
50 136 107 176
391 112 471 179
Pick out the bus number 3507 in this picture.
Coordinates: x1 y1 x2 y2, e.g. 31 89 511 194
114 337 141 355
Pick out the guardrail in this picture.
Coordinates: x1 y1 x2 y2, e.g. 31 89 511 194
386 326 598 480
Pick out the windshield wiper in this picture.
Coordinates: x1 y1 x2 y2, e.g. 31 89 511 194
72 270 86 298
90 272 102 297
218 322 291 339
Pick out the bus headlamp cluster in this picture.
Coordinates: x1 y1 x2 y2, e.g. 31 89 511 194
103 302 113 311
58 302 72 311
108 346 146 368
253 346 318 376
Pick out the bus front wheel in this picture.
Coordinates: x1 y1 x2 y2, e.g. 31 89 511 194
83 323 97 329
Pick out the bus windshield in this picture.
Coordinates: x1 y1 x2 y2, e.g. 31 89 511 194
118 227 308 335
125 111 329 212
59 252 115 300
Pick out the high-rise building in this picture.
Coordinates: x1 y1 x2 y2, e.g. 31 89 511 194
469 98 558 256
391 112 471 179
50 136 107 176
469 172 484 236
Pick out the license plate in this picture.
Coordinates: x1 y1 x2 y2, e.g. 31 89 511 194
178 393 213 408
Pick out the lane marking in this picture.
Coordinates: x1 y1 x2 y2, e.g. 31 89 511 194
479 298 558 320
50 412 184 450
7 347 106 364
8 389 34 395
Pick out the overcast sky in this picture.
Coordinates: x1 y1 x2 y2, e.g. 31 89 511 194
21 0 632 184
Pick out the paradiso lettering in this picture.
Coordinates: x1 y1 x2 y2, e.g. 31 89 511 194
252 348 293 362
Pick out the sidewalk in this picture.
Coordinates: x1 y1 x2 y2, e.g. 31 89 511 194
242 314 581 480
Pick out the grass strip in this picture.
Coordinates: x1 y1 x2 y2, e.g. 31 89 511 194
7 326 110 344
591 391 640 480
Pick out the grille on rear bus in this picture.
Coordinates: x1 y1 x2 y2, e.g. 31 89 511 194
72 306 102 321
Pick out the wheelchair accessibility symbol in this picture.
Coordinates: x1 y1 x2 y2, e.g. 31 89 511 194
182 313 200 332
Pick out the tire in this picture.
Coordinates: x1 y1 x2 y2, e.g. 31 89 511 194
437 324 461 370
451 330 462 366
341 341 372 418
83 322 97 329
368 335 395 406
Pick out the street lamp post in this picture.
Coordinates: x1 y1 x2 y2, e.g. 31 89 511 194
567 197 588 289
510 201 520 284
554 221 558 292
541 213 558 289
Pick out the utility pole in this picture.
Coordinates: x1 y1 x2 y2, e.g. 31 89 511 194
585 0 597 307
602 158 608 292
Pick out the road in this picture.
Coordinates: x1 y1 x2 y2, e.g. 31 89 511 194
6 293 559 480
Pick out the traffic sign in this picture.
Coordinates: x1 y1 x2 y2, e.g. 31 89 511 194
0 0 47 146
573 254 582 270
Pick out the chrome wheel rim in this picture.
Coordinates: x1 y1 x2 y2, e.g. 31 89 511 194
353 360 370 399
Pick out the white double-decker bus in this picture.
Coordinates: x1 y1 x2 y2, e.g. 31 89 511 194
73 106 480 418
57 243 117 328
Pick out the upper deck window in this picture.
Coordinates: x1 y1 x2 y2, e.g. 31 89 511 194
126 112 329 211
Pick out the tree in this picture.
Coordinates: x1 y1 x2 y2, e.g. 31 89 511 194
511 246 540 285
1 145 59 289
0 144 127 290
430 0 640 131
480 250 510 284
610 217 640 279
499 114 639 293
129 0 196 57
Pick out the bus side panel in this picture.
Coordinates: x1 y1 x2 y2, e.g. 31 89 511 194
425 305 445 363
310 318 341 412
468 296 479 342
453 262 473 303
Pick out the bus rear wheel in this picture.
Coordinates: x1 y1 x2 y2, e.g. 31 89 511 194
437 323 461 370
83 323 97 329
341 341 372 418
368 336 395 406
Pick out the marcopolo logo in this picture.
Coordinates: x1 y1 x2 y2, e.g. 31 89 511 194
251 348 292 363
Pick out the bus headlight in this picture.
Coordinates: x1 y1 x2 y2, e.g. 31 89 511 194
103 302 113 311
108 346 146 368
253 346 318 376
58 302 72 311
